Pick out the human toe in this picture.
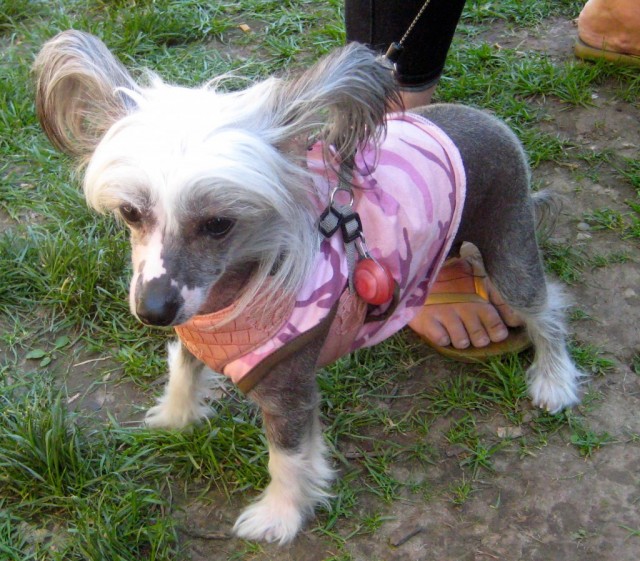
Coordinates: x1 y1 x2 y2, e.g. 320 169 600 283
442 314 472 349
416 317 451 347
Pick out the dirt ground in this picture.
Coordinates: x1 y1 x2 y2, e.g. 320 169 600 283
61 18 640 561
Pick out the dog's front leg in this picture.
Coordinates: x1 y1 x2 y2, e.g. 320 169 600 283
233 340 333 544
145 340 211 429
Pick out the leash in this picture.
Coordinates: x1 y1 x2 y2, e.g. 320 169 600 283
384 0 433 66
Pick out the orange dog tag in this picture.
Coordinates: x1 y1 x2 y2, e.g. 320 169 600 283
354 259 395 305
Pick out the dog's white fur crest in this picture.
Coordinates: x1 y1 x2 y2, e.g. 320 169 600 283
83 80 320 318
34 30 399 324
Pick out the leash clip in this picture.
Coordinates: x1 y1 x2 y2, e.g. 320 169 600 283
318 165 395 306
319 183 363 243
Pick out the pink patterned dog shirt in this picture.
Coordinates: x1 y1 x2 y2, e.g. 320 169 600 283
175 112 466 393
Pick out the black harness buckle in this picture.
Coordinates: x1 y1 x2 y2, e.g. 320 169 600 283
319 205 363 243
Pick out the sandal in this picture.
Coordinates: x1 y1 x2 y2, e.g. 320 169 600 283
574 37 640 67
410 256 531 363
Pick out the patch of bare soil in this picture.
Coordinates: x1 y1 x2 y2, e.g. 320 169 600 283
62 353 147 423
64 18 640 561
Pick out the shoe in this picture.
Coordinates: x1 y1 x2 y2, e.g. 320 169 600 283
575 0 640 67
409 256 531 363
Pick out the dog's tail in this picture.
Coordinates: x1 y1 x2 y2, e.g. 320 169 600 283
532 190 563 243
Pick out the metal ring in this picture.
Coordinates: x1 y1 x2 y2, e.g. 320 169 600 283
329 185 354 208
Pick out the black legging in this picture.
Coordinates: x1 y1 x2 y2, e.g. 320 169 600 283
345 0 466 89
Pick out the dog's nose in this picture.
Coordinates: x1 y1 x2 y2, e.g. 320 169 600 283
136 277 180 327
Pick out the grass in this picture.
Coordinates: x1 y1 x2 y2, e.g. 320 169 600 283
569 341 616 377
0 376 179 560
448 476 475 506
620 525 640 539
0 0 638 558
542 239 589 284
584 206 640 240
568 417 613 458
459 440 505 475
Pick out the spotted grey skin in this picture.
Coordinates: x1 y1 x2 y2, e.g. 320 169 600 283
126 196 261 327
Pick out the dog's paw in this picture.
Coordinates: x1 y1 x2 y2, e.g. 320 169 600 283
528 366 581 414
233 495 304 544
144 397 210 429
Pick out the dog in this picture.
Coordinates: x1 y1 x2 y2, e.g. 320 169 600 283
34 30 583 544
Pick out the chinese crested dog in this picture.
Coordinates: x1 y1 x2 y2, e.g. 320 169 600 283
34 30 582 543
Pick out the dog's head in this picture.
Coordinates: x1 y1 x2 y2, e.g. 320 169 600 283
33 30 399 327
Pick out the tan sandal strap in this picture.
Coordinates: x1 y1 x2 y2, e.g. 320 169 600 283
424 292 489 306
575 39 640 67
473 274 489 302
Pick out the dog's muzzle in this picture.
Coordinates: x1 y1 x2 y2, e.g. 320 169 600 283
135 276 181 327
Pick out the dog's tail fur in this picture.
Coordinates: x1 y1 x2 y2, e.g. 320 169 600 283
532 190 563 243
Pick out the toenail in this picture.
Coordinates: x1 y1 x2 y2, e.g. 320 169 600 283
495 327 508 341
438 336 451 347
477 336 490 347
456 339 470 349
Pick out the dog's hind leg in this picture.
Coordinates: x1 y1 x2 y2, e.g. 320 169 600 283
470 193 583 414
233 334 333 544
518 281 583 413
417 104 582 412
145 340 210 428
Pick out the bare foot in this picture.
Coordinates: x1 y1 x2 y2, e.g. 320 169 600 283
409 250 524 350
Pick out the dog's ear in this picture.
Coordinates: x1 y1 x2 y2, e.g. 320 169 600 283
273 43 401 161
33 30 139 161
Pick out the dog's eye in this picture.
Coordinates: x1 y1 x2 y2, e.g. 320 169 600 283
119 204 142 225
201 217 234 238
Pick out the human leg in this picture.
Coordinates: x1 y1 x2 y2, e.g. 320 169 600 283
345 0 466 107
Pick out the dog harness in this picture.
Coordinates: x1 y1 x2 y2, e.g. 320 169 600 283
175 113 466 393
